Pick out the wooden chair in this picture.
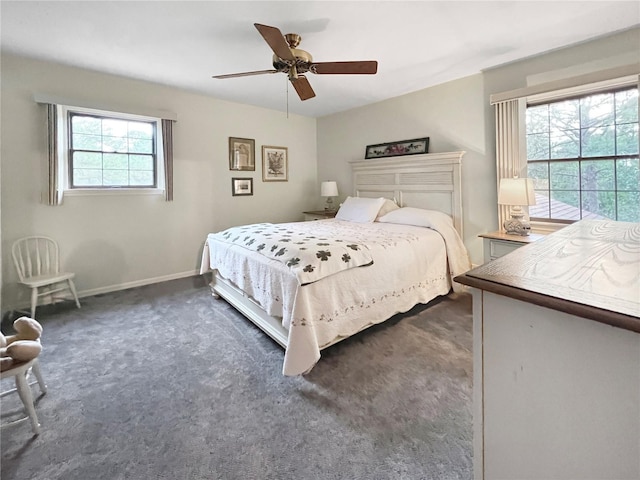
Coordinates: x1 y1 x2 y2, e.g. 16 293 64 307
12 236 81 318
0 358 47 435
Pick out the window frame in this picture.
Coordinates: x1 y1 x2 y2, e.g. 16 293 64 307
57 105 166 196
525 85 639 225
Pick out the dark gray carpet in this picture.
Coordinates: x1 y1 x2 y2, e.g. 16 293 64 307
1 276 472 480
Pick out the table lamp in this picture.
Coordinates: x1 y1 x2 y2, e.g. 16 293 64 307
320 181 339 211
498 177 536 236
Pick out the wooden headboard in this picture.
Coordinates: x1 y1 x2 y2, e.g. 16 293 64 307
349 151 465 237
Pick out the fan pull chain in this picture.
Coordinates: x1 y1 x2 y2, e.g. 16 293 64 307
286 77 289 118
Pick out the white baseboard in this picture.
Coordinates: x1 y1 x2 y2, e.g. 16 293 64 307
78 270 199 298
6 270 200 315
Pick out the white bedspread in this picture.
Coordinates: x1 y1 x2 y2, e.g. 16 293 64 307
209 222 374 285
201 219 471 375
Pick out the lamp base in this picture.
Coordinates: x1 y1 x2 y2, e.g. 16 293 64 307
503 215 531 236
324 197 335 211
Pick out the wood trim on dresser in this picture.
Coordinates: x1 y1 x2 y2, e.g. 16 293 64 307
455 274 640 334
456 219 640 335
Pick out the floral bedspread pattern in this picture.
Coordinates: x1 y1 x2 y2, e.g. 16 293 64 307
210 222 379 285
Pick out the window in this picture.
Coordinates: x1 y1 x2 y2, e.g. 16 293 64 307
69 113 157 188
526 87 639 222
51 104 167 195
40 96 174 205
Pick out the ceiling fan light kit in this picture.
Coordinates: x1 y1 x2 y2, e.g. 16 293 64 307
212 23 378 101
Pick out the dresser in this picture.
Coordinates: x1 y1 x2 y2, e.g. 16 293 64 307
456 221 640 480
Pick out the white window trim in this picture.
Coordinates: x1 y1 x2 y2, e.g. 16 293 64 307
490 64 639 104
63 188 165 197
529 219 567 234
526 75 639 104
34 92 177 121
57 105 166 197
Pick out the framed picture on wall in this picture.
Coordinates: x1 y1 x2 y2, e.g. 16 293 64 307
364 137 429 159
229 137 255 171
231 177 253 196
262 145 288 182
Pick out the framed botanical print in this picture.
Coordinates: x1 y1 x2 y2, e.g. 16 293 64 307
231 177 253 196
229 137 255 171
262 145 288 182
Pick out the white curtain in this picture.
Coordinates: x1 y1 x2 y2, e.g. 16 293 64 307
162 119 174 202
494 98 527 229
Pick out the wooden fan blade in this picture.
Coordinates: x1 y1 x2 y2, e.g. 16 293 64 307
290 76 316 101
212 69 278 79
254 23 295 62
311 61 378 75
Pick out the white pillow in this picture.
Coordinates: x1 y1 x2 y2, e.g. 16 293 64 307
375 198 400 220
335 196 386 223
377 207 454 229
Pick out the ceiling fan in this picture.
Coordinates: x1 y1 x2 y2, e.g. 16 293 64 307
212 23 378 101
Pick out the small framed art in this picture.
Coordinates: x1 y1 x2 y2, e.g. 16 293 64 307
364 137 429 159
229 137 255 171
262 145 288 182
231 177 253 196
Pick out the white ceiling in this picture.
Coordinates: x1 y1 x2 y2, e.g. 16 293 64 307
1 1 638 118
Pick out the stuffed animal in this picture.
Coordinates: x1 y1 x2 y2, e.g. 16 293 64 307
0 317 43 372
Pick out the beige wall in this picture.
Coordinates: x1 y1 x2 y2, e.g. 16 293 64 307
317 73 488 264
317 27 639 266
1 54 317 308
2 27 638 310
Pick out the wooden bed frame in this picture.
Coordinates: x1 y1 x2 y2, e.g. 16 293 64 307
208 151 466 348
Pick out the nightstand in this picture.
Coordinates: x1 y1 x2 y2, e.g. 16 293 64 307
479 231 545 262
303 210 337 221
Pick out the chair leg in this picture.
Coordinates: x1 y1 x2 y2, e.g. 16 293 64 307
30 287 38 318
31 360 48 394
68 279 81 309
15 372 40 435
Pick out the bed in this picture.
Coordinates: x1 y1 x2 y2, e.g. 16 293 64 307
200 151 469 375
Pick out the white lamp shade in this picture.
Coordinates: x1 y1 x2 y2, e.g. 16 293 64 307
320 181 339 197
498 177 536 206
